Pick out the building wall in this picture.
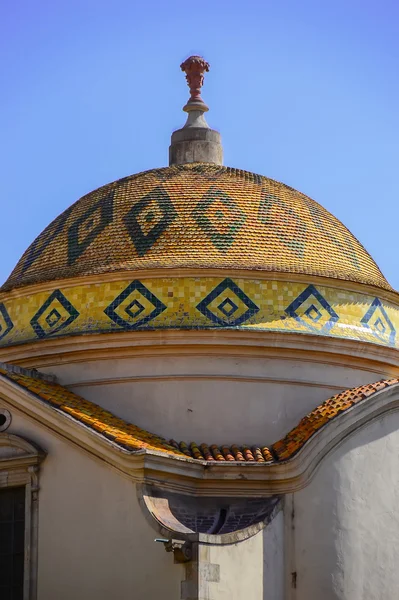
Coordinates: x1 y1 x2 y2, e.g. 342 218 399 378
42 353 386 445
292 410 399 600
203 509 284 600
209 532 264 599
4 385 399 599
262 509 284 600
6 412 184 600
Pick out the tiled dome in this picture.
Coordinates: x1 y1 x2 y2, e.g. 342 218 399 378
2 163 390 292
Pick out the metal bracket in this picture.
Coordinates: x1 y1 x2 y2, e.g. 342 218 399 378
155 538 192 563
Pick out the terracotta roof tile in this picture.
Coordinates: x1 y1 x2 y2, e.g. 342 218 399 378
270 378 399 461
171 378 399 462
0 367 183 457
0 365 397 465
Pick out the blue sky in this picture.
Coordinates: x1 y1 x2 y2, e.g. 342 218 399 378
1 0 398 287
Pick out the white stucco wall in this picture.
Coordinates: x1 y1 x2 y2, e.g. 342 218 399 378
209 532 264 599
262 508 284 600
5 383 399 599
3 405 286 600
5 412 184 600
201 509 284 600
292 410 399 600
40 354 385 446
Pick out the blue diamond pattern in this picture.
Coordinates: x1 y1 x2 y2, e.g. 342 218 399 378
21 206 73 274
45 308 62 328
196 278 259 326
30 290 79 339
285 285 339 333
304 304 322 323
67 191 114 265
374 317 386 335
192 188 246 252
123 187 177 257
218 298 239 317
0 304 14 342
361 298 396 345
125 299 145 319
104 280 166 329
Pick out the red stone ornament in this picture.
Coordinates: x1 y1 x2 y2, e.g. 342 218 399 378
180 56 210 105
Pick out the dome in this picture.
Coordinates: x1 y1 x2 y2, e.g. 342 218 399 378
1 162 396 352
2 163 390 292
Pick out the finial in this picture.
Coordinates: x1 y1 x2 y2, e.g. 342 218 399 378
180 56 210 112
169 54 223 166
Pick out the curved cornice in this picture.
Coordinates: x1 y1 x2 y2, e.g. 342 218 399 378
1 369 399 497
2 330 399 374
0 432 45 471
0 432 44 458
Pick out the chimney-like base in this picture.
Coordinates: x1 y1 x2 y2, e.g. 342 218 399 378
169 127 223 166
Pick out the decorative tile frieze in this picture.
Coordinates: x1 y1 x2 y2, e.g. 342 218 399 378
0 276 398 348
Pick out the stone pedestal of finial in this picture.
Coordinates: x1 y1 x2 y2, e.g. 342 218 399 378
169 122 223 166
169 56 223 166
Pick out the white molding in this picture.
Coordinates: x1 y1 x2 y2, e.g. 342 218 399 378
2 330 399 374
1 374 399 498
66 372 345 392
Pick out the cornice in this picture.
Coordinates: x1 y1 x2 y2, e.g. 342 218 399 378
67 373 346 392
2 330 399 373
1 374 399 497
0 433 45 471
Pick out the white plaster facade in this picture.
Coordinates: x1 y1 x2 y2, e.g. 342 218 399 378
3 411 184 600
292 410 399 600
1 368 399 599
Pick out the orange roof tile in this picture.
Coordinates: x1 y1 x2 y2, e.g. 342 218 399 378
171 378 399 462
0 365 397 464
270 378 399 461
0 366 183 457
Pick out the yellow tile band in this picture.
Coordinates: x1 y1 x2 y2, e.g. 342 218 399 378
0 276 397 348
